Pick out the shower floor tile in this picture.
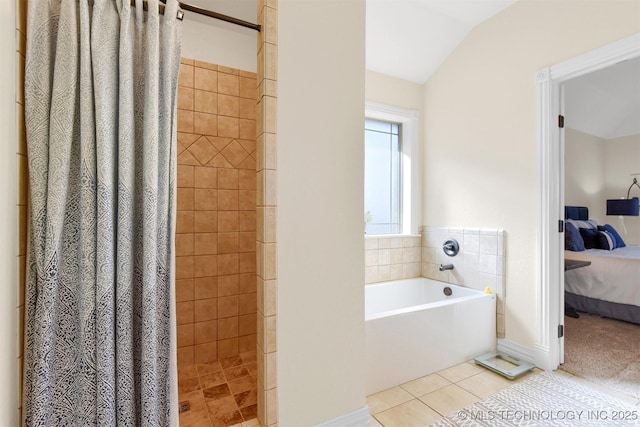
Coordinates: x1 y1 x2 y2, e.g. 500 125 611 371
179 351 257 427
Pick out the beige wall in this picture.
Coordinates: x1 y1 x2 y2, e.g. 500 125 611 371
565 128 606 221
422 0 640 348
278 0 366 425
181 15 257 74
365 70 424 111
604 133 640 245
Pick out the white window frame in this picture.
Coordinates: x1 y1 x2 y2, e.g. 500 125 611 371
365 102 420 235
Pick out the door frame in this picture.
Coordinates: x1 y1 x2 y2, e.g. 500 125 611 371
535 33 640 371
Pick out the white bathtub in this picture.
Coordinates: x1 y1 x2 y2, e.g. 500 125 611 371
365 277 496 395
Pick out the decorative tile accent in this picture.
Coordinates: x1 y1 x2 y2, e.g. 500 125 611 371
222 140 251 168
189 135 219 164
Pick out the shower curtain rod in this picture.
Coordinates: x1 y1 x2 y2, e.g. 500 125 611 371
161 0 262 32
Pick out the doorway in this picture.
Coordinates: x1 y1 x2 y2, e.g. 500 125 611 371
535 33 640 371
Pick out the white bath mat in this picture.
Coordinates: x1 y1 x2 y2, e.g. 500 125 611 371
432 371 640 426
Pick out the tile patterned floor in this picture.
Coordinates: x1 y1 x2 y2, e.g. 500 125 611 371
178 351 258 427
178 355 634 426
367 360 542 426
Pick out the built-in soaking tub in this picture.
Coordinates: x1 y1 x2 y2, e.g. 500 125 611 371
365 277 496 395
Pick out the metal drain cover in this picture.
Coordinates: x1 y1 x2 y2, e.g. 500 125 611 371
178 401 190 413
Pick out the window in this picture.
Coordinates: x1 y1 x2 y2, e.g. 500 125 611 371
364 102 419 235
364 118 402 234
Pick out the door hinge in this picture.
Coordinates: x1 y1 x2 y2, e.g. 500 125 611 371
558 114 565 128
558 324 564 338
558 219 564 232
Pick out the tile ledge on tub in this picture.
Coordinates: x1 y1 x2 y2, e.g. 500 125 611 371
365 233 421 239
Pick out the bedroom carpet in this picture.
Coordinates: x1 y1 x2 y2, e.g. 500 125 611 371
433 371 639 426
561 313 640 403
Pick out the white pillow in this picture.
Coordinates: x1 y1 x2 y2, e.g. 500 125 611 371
566 219 598 230
597 230 616 251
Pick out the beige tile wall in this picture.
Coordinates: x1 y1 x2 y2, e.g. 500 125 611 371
364 228 506 338
421 227 506 338
256 0 278 425
364 235 422 284
16 0 27 420
175 58 257 365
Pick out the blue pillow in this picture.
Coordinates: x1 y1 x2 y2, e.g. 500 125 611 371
596 230 616 251
597 224 625 248
579 227 598 249
565 222 585 252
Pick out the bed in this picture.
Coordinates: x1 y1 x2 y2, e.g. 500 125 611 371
564 206 640 324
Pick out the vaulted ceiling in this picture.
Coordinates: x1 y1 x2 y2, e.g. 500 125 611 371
366 0 517 84
189 0 640 140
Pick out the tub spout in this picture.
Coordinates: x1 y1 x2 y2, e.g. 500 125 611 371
439 264 454 271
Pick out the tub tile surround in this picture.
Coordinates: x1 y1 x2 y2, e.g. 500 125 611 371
422 227 506 338
364 235 422 284
363 228 505 337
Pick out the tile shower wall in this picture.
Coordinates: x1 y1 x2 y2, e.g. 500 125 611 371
256 0 278 425
364 235 422 284
175 58 257 365
421 227 506 338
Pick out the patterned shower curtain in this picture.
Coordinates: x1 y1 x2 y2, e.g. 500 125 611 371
24 0 181 425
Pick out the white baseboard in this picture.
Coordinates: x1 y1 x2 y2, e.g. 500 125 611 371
497 338 536 364
534 343 557 371
315 406 370 427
